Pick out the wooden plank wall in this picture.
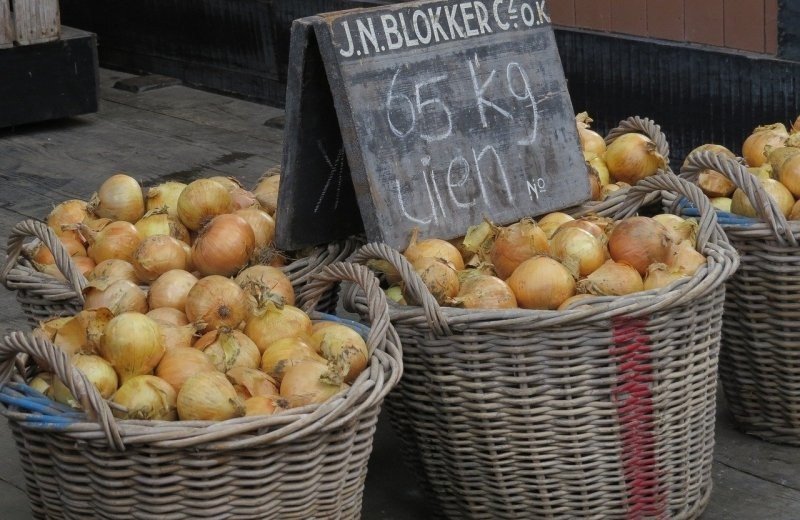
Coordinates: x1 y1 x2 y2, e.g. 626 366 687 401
0 0 14 48
552 0 778 55
8 0 60 46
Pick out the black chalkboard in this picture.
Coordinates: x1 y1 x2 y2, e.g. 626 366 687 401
277 0 589 250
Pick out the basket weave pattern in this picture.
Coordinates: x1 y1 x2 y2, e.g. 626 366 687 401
681 151 800 445
346 176 739 519
0 262 402 520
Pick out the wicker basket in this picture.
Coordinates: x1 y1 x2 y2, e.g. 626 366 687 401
0 219 361 324
344 175 739 520
677 150 800 445
0 262 401 520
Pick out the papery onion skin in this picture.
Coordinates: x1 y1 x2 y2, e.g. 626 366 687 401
644 263 688 291
185 275 248 332
234 207 276 250
156 347 217 392
578 260 644 296
86 259 138 291
52 354 118 407
742 123 789 167
730 178 795 218
235 265 295 307
310 323 369 383
244 396 280 416
48 200 89 239
404 229 465 271
88 174 145 223
100 312 165 383
607 217 673 276
447 272 517 310
148 269 198 312
605 133 666 184
245 303 313 353
83 279 148 315
667 240 707 276
112 375 177 421
490 218 550 279
177 179 233 231
32 234 86 265
261 336 324 382
253 172 281 215
135 208 191 244
538 212 574 239
576 112 606 155
280 360 347 408
506 256 576 310
777 154 800 197
227 367 279 399
557 294 597 311
147 307 189 327
132 235 189 282
550 226 606 277
84 221 142 265
192 214 255 277
411 257 460 305
195 328 261 372
146 181 187 218
177 371 245 421
652 214 698 248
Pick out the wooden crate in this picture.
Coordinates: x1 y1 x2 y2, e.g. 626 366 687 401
1 0 60 48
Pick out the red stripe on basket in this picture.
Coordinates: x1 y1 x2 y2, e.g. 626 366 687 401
611 317 666 520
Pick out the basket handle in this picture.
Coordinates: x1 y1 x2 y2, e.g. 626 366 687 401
605 116 671 170
1 219 88 302
0 331 123 450
681 150 796 246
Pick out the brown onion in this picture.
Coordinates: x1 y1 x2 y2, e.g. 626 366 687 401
52 354 118 407
280 360 347 408
227 367 279 399
86 259 138 291
135 208 191 244
147 307 189 327
155 347 217 392
652 214 698 248
148 269 198 312
245 303 313 354
83 279 148 315
236 265 295 307
447 271 517 310
88 173 145 223
667 240 707 276
146 181 186 218
230 187 259 211
586 152 611 185
192 214 255 277
742 123 789 167
100 312 165 383
194 328 261 372
31 234 86 266
578 260 644 296
698 171 736 198
47 200 88 241
244 396 280 416
575 112 606 155
557 294 597 311
730 178 794 218
538 212 574 239
234 207 276 250
177 371 244 421
411 257 460 305
404 228 465 271
506 256 575 310
550 226 606 277
81 221 142 264
112 375 177 420
490 218 549 279
777 153 800 197
310 323 368 383
132 235 188 282
605 133 666 184
185 275 248 332
52 308 113 357
607 217 673 275
261 336 324 382
790 200 800 220
177 178 233 231
253 172 280 215
644 263 688 290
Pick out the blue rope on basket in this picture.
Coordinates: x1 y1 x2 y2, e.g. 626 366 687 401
674 196 758 227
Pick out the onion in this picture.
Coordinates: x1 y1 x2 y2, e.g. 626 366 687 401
230 187 259 211
557 294 597 311
601 183 623 199
132 235 188 282
192 214 255 276
160 322 202 350
81 220 141 264
309 323 368 383
411 257 460 305
234 207 275 250
244 396 280 416
181 242 195 272
135 208 191 244
506 256 576 310
607 217 673 275
777 153 800 197
185 275 248 332
767 145 800 176
550 226 606 277
227 367 279 399
31 234 86 266
644 263 688 290
462 220 495 255
177 371 244 421
748 165 773 180
742 123 789 167
177 178 233 231
47 200 88 241
366 259 402 286
490 218 549 279
147 269 198 312
711 197 733 212
88 173 145 223
558 218 606 239
35 317 71 342
146 181 187 218
73 256 96 277
236 265 295 307
447 271 517 309
112 375 177 421
86 259 138 291
52 354 118 407
155 347 217 392
147 307 189 327
194 328 261 372
790 200 800 220
83 279 148 315
253 172 281 215
587 167 602 201
29 373 53 396
698 171 736 198
245 303 313 353
385 285 406 305
280 360 347 408
575 112 606 155
652 214 698 248
52 309 113 357
538 212 574 239
404 228 465 271
100 312 165 383
261 336 324 382
605 133 666 184
667 240 707 276
585 152 610 185
730 178 795 218
578 260 644 296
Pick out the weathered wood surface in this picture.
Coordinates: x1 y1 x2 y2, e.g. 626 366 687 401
0 0 14 48
11 0 60 45
0 69 798 519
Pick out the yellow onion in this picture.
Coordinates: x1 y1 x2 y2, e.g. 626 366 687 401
34 317 71 343
135 208 191 244
177 371 244 421
557 294 597 311
776 153 800 197
585 152 610 185
261 336 324 382
112 375 177 421
742 123 789 167
31 234 86 266
730 178 794 218
244 396 280 416
234 207 275 250
601 183 623 199
366 259 402 286
575 112 606 155
404 228 465 271
538 212 574 239
280 360 347 408
147 307 189 327
587 167 602 201
607 217 673 275
100 312 165 383
652 214 698 248
80 221 141 264
605 133 666 184
47 200 88 241
132 235 189 282
229 187 259 211
711 197 733 212
411 257 460 305
790 200 800 220
52 354 118 407
86 259 138 291
461 220 495 255
227 367 279 399
559 219 605 240
52 309 114 357
767 146 800 176
506 256 575 310
83 279 148 315
155 347 217 392
194 328 261 372
310 323 368 383
192 214 255 277
236 265 295 307
748 164 773 180
698 171 736 198
490 218 549 279
385 285 406 305
73 256 96 277
29 373 53 396
644 263 688 290
160 322 202 350
185 275 247 332
177 179 232 231
145 181 186 218
667 240 707 276
88 173 145 223
245 303 313 353
550 226 606 277
578 260 644 296
181 242 195 272
148 269 198 312
446 271 517 310
253 172 281 215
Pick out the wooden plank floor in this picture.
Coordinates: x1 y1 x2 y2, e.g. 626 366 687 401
0 69 798 519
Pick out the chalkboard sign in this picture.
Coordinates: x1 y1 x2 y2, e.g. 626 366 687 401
277 0 588 250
